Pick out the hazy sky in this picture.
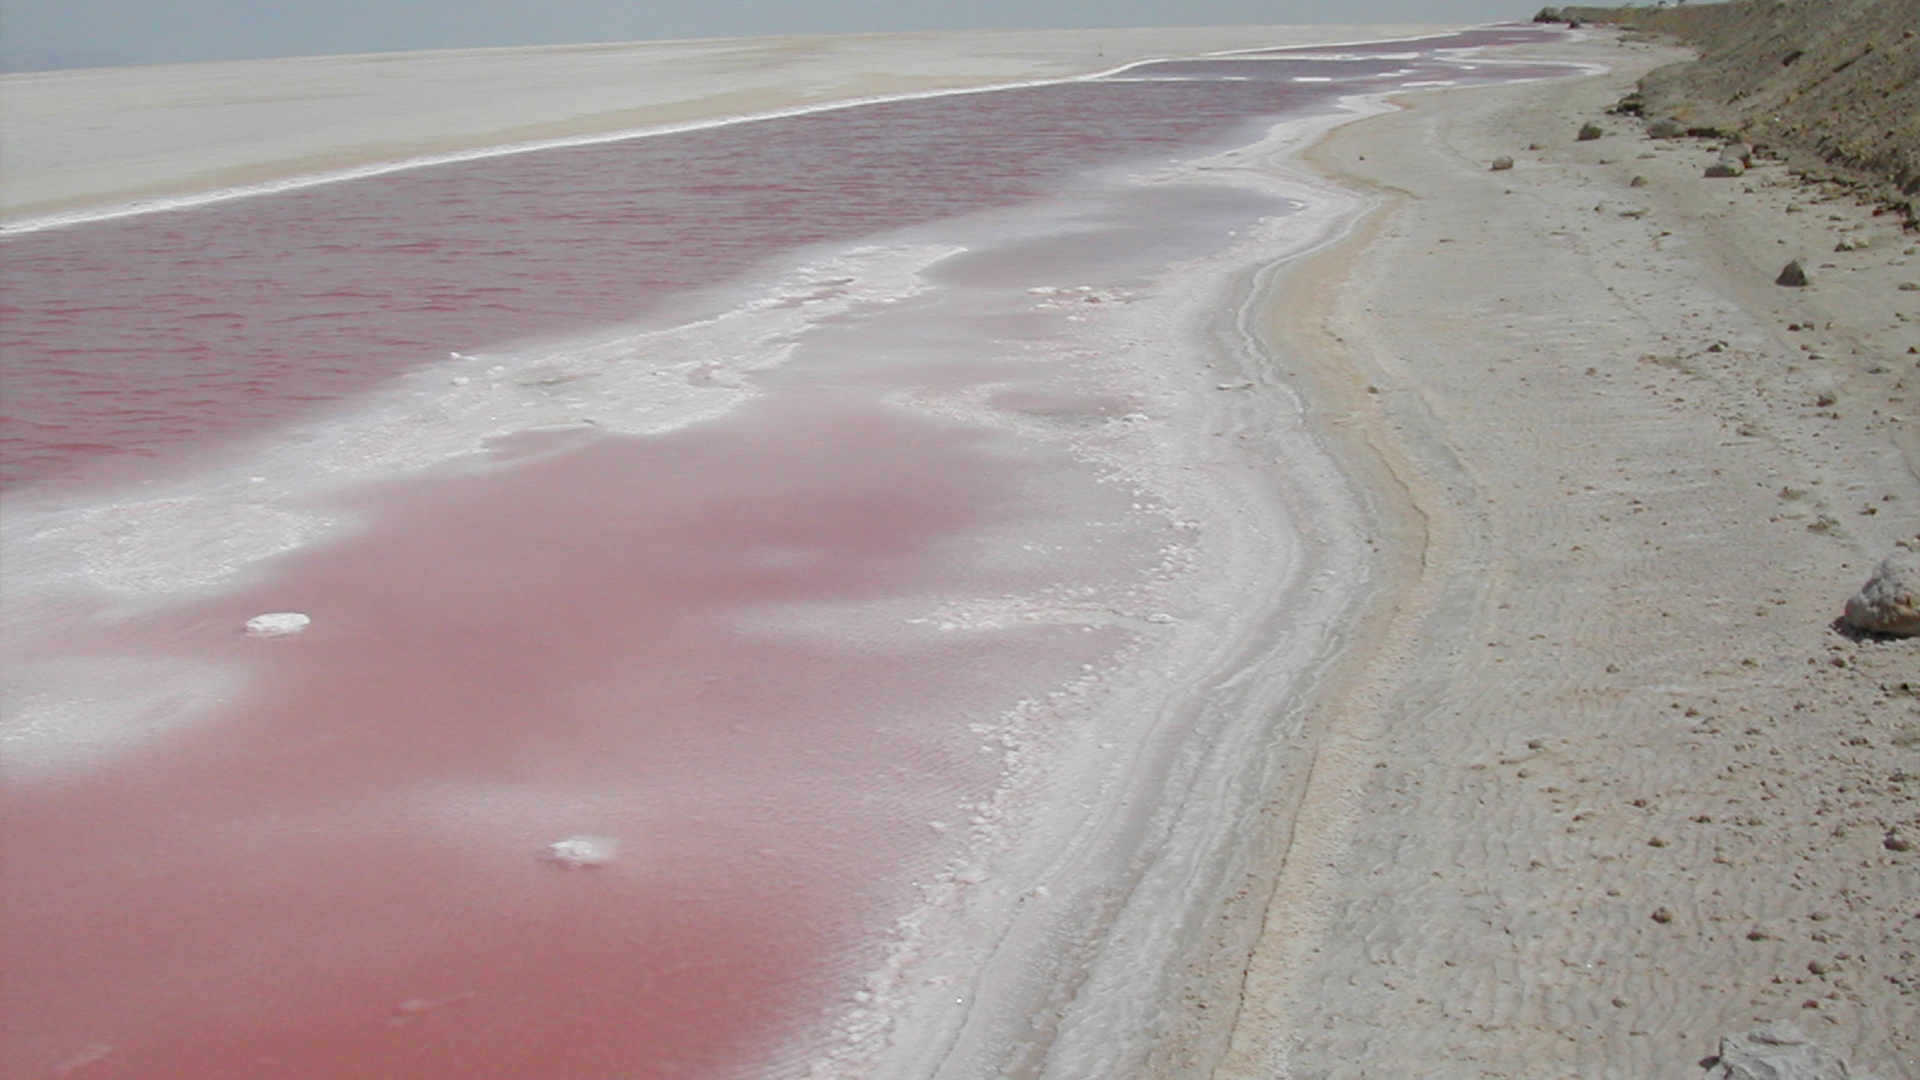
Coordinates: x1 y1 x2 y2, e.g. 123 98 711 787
0 0 1549 69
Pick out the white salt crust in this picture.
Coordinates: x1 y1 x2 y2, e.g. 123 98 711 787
242 612 311 637
542 835 620 869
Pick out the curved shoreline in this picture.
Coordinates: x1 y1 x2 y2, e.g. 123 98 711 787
1208 31 1919 1079
0 34 1529 1080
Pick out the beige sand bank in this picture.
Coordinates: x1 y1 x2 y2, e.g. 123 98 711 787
0 23 1451 224
1205 31 1920 1080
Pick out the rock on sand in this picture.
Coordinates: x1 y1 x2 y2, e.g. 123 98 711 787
1842 543 1920 636
1705 1022 1854 1080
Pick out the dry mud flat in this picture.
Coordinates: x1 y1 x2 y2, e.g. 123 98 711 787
1205 31 1920 1080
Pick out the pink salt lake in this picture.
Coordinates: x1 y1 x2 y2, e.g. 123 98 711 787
0 30 1577 1079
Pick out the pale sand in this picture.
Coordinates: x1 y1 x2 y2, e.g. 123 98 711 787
0 23 1451 224
1204 32 1920 1080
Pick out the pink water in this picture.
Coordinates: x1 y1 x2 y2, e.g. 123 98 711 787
8 399 1131 1078
1 28 1578 1080
0 77 1301 495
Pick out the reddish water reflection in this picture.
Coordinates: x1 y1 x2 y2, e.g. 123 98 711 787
3 399 1132 1078
0 26 1571 495
1 26 1582 1080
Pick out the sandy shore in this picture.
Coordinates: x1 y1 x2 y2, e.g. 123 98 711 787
0 23 1449 226
1207 31 1919 1080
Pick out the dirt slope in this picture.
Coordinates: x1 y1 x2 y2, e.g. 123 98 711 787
1545 0 1920 210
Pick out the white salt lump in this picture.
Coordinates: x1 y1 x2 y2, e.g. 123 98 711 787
1842 543 1920 636
243 612 311 637
542 835 619 869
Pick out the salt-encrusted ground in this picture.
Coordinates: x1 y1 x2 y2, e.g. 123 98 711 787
1205 32 1919 1080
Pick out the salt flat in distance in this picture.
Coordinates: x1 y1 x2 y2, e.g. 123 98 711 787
0 22 1455 224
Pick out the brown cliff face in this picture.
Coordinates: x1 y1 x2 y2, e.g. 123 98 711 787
1544 0 1919 209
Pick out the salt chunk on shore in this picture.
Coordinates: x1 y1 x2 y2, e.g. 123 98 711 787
1843 544 1920 636
243 612 311 637
542 835 619 869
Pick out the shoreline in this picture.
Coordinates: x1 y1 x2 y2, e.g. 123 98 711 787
1211 31 1918 1079
0 32 1535 1078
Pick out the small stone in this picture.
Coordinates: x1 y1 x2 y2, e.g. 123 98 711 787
243 612 311 637
1886 833 1914 853
1834 235 1870 252
1808 960 1832 975
1776 260 1809 287
1630 175 1649 187
1651 906 1675 923
1491 155 1515 171
1704 1021 1854 1080
1577 122 1604 141
1705 158 1746 178
1897 281 1920 291
1648 117 1685 139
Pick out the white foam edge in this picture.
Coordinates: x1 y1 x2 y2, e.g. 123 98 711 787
0 237 962 605
0 655 242 783
790 46 1627 1063
794 58 1609 1071
0 239 964 782
773 98 1392 1078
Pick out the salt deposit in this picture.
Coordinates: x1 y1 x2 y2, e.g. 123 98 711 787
243 612 311 637
542 835 621 869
